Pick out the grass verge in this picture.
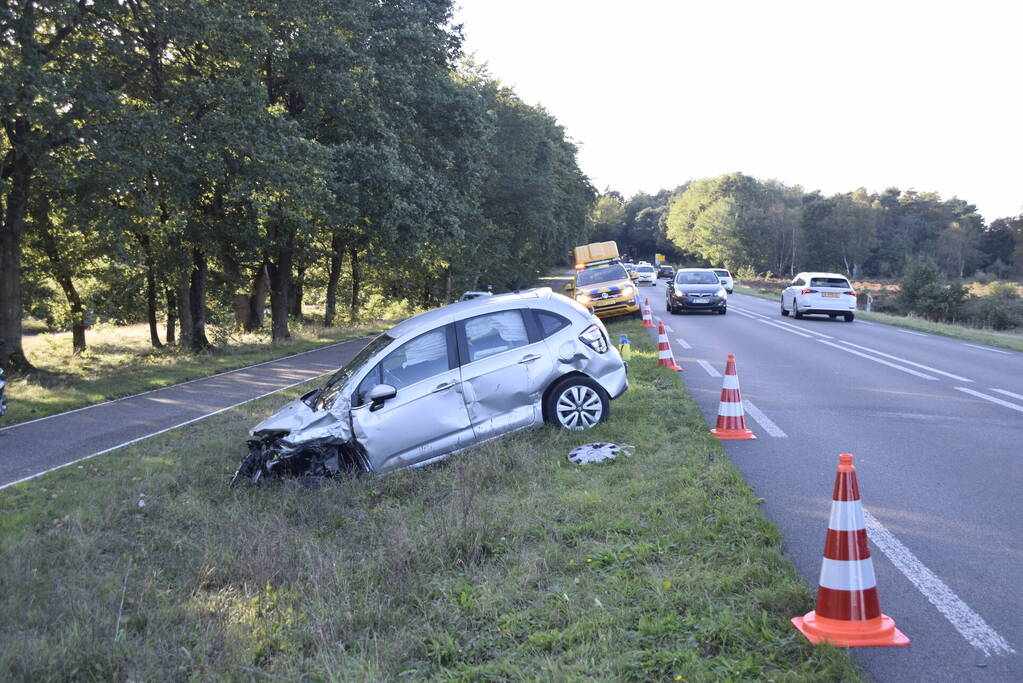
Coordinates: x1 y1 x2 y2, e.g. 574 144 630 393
0 318 860 680
3 320 389 427
733 284 1023 352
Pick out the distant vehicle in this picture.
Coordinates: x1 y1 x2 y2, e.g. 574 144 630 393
657 265 675 279
667 268 728 314
459 290 493 302
711 268 734 293
232 288 629 485
565 241 640 320
781 272 856 321
634 264 657 286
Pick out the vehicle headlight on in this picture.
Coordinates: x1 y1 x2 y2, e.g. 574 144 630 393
576 292 592 304
716 288 726 297
621 285 634 297
674 287 687 296
579 324 609 353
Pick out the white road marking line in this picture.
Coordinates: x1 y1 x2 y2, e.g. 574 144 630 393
756 319 815 338
741 400 787 437
0 337 367 433
955 387 1023 414
771 320 833 339
898 329 928 337
818 340 937 379
675 337 692 350
838 341 974 382
730 305 772 319
963 343 1012 355
863 509 1016 656
697 359 720 377
0 374 323 491
731 308 761 320
857 320 878 326
992 388 1023 401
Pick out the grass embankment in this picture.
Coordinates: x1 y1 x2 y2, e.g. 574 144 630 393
0 318 860 680
733 284 1023 352
2 320 389 427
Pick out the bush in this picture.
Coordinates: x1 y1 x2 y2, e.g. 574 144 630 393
898 258 940 309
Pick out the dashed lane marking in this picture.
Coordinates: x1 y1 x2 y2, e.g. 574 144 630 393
697 359 720 377
741 400 787 437
864 509 1016 656
898 329 928 337
675 337 692 350
992 388 1023 401
756 319 815 338
731 308 762 320
818 340 937 380
838 341 974 382
955 387 1023 414
729 305 771 319
963 343 1013 355
771 319 833 339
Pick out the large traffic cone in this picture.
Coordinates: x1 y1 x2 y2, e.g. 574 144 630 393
792 454 909 647
656 320 681 371
641 298 655 328
709 354 755 440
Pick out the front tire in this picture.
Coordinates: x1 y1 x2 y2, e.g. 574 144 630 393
718 308 727 315
544 376 609 431
780 297 789 316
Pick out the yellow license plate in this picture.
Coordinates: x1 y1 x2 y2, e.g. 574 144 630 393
822 292 839 298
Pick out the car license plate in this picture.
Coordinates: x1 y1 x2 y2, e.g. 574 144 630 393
822 292 839 298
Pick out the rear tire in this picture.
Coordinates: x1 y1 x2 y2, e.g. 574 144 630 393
793 302 803 319
544 375 609 431
844 313 855 322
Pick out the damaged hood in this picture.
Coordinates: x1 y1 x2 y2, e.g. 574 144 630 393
251 394 353 447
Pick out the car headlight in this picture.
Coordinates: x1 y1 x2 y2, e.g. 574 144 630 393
579 324 608 353
716 288 726 297
674 287 686 296
621 285 634 298
576 293 592 304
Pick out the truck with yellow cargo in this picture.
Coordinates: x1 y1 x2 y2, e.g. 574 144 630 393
563 241 641 320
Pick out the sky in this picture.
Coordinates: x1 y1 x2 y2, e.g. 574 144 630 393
453 0 1022 221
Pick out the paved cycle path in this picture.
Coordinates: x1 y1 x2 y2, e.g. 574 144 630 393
0 337 371 489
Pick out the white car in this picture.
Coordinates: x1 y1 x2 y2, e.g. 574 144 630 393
712 268 733 293
781 272 857 322
634 264 657 286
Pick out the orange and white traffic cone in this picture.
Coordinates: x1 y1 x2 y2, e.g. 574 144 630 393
792 454 909 647
709 354 755 440
641 298 655 328
656 320 681 371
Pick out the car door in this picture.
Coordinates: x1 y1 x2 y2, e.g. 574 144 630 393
349 325 474 472
456 309 554 441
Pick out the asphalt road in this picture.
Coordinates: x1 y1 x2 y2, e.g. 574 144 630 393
0 337 371 489
637 283 1022 682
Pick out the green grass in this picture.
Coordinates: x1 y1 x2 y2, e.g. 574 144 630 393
2 320 390 427
733 284 1023 352
0 318 861 680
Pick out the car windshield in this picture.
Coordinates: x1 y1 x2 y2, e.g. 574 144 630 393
675 271 720 285
577 264 628 286
314 333 394 410
810 277 850 288
637 266 655 273
713 270 730 278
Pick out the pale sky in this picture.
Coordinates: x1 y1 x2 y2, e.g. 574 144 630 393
454 0 1023 221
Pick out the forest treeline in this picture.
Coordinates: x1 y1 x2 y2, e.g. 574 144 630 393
591 173 1023 283
0 0 594 371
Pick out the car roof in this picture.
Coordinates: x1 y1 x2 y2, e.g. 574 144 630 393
677 267 717 273
797 271 849 279
386 287 558 339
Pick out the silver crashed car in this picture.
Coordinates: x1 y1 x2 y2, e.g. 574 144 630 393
231 287 628 484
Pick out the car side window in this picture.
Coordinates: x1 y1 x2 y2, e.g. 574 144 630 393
464 310 529 362
792 278 805 287
535 310 570 338
355 328 450 405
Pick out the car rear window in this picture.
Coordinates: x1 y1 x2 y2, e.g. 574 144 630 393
810 277 851 288
713 269 731 278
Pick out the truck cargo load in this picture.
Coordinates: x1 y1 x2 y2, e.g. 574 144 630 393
573 241 620 267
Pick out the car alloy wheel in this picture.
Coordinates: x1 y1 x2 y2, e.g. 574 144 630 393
546 376 608 431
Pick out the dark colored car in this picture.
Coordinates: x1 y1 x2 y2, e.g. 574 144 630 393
666 268 728 314
657 265 675 279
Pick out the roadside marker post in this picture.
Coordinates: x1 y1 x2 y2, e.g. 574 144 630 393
792 454 909 648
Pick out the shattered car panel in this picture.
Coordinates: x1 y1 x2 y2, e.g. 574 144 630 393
231 287 628 486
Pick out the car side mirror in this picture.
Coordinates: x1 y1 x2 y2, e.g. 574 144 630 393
563 282 574 291
368 383 397 411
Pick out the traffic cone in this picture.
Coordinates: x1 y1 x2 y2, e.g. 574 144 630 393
709 354 755 440
792 454 909 647
641 298 655 328
617 333 632 363
656 320 681 371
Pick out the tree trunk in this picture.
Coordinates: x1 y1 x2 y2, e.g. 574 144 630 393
35 196 87 354
0 146 34 373
135 232 163 349
165 287 177 344
268 226 294 343
289 265 305 318
177 269 194 349
189 247 211 351
349 246 361 321
444 265 453 303
324 233 344 327
243 261 270 331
